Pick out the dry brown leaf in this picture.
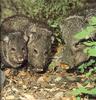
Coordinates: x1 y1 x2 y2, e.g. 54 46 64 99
77 82 83 88
4 69 11 76
62 96 76 100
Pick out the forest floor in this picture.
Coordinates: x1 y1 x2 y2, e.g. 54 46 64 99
1 45 96 100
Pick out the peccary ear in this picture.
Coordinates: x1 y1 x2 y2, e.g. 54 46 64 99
42 28 52 36
28 33 36 44
26 24 37 36
30 24 36 33
23 35 29 42
51 35 55 44
3 36 9 43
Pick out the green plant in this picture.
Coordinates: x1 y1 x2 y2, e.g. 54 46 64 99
78 59 96 77
1 0 86 26
73 16 96 99
75 16 96 75
72 87 96 100
1 0 88 44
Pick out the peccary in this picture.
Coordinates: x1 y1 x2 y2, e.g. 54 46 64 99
1 15 53 72
60 15 89 67
0 31 28 68
25 23 53 72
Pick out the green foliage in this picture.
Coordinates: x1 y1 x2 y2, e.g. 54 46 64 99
75 16 96 77
84 46 96 57
84 41 96 46
74 26 96 39
85 67 96 77
88 16 96 26
75 16 96 39
78 59 95 74
84 41 96 57
75 16 96 74
1 0 88 44
1 0 86 27
74 16 96 99
72 87 96 96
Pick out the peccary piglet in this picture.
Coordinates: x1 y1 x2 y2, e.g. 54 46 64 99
0 31 28 68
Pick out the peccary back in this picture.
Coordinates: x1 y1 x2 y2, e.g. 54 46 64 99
60 15 88 67
1 15 30 33
60 16 85 46
0 31 28 68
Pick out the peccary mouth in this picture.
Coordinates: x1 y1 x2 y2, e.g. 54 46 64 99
11 61 23 66
16 62 22 64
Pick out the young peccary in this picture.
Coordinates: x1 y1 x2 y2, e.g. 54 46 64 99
60 15 89 67
1 15 53 72
0 31 28 68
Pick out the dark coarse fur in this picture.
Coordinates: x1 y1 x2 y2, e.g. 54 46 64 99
1 15 53 72
1 15 30 33
60 15 89 67
0 31 28 68
1 15 52 34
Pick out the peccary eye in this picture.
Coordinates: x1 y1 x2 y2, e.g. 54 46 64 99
33 49 38 54
44 51 48 55
22 47 25 51
11 47 16 51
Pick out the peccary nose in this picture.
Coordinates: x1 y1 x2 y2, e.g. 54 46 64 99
18 56 24 62
43 60 46 65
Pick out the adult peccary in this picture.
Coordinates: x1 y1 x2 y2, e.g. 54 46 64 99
0 31 28 68
60 15 89 67
25 23 53 72
1 15 53 72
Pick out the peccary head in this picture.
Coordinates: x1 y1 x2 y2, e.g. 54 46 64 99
1 31 28 68
26 24 53 72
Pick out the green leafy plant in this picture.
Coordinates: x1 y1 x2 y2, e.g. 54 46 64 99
1 0 86 26
1 0 88 45
72 87 96 99
73 16 96 99
75 16 96 75
73 87 96 96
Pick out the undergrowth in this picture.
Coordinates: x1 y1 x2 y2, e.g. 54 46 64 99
73 16 96 99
